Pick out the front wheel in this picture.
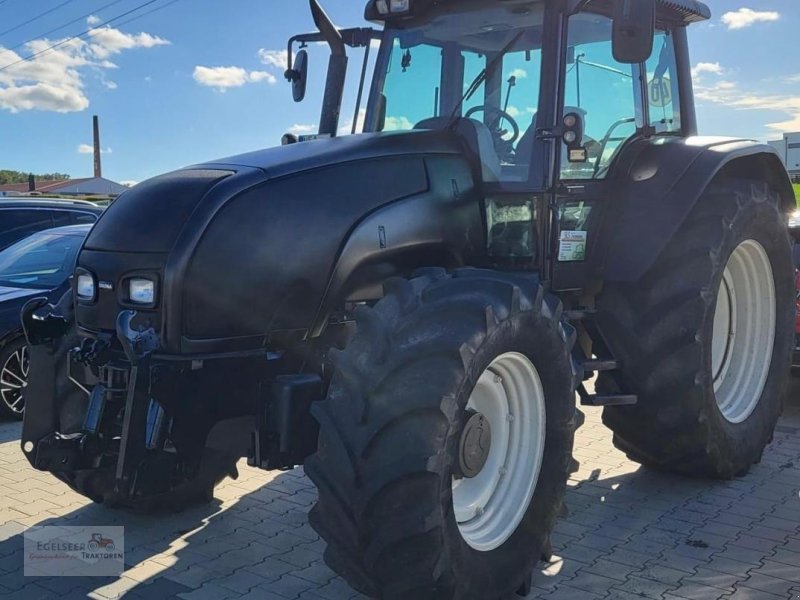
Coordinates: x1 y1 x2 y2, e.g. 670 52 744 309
305 268 579 599
0 338 28 420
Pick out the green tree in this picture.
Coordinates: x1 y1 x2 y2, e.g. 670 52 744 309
0 170 71 184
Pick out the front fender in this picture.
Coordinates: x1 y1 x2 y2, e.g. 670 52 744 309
602 136 794 282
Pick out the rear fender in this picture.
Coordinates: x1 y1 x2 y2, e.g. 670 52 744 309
602 137 794 282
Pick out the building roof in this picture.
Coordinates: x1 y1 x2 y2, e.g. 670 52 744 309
0 177 127 197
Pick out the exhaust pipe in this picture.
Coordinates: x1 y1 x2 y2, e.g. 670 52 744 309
310 0 347 137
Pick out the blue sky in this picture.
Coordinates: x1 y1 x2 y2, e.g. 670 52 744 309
0 0 797 183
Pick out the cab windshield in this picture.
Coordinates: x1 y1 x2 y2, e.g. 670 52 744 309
373 4 546 182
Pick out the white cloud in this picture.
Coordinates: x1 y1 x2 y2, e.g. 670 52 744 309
289 123 317 135
119 180 137 187
193 66 276 91
506 105 536 120
77 144 111 154
0 25 169 113
86 15 102 26
339 108 366 135
721 8 779 30
87 27 169 60
507 68 527 80
692 62 723 81
384 115 413 131
257 49 287 70
692 61 800 134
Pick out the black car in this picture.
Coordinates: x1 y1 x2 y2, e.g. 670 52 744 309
0 199 102 252
0 224 92 418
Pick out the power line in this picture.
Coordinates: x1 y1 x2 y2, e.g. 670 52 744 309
0 0 165 74
0 0 77 39
112 0 181 30
4 0 128 53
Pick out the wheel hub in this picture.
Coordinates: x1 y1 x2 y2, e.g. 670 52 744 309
452 352 546 552
711 239 776 424
457 410 492 479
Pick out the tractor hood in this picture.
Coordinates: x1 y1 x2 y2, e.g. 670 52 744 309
76 129 476 354
84 130 461 255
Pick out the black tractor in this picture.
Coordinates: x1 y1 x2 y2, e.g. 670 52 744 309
21 0 796 598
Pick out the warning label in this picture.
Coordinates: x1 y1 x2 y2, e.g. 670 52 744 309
558 230 587 262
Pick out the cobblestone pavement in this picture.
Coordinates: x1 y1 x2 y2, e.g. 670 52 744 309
0 382 798 600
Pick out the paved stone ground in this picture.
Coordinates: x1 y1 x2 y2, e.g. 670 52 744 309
0 382 798 600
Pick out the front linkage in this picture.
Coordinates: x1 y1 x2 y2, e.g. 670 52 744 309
19 297 323 508
21 301 176 501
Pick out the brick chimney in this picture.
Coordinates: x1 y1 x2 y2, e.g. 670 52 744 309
93 115 102 178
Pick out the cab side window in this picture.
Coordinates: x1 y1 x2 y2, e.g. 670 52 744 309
561 13 642 180
646 31 681 134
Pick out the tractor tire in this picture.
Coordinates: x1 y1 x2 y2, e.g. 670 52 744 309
596 178 795 479
305 268 579 599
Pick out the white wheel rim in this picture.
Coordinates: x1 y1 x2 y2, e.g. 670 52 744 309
1 345 28 415
452 352 545 551
712 240 776 424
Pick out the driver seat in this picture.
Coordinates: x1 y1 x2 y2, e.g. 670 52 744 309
415 117 502 182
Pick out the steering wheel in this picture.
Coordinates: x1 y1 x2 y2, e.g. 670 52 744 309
593 117 636 177
464 105 521 161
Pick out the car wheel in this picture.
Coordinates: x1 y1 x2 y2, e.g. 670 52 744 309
0 338 28 420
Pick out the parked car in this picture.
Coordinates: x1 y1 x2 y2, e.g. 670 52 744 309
0 224 92 418
0 199 102 252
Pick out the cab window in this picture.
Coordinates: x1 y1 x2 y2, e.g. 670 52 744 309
561 12 642 180
646 30 681 134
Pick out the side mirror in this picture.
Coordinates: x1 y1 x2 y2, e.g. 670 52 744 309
612 0 656 64
376 93 387 132
285 49 309 102
562 112 587 163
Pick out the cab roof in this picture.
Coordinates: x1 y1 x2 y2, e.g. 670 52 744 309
366 0 711 26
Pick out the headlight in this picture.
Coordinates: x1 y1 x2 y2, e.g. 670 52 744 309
390 0 410 12
76 272 96 301
129 278 155 305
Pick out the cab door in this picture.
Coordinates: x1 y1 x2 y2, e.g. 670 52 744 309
551 11 682 290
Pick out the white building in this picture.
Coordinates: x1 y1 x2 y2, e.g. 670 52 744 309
768 132 800 179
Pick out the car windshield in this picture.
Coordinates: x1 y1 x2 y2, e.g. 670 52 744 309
0 230 85 289
374 4 545 179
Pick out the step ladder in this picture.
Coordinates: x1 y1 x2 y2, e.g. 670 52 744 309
566 308 638 408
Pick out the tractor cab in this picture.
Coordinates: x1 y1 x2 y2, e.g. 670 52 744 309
288 0 706 283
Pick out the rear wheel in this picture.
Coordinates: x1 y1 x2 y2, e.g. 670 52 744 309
597 179 794 478
0 338 28 420
305 268 579 599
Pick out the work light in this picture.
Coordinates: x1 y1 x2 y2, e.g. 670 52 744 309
129 278 155 305
375 0 389 14
76 272 96 301
390 0 410 13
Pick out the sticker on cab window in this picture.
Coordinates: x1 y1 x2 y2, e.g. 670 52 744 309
558 230 587 262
